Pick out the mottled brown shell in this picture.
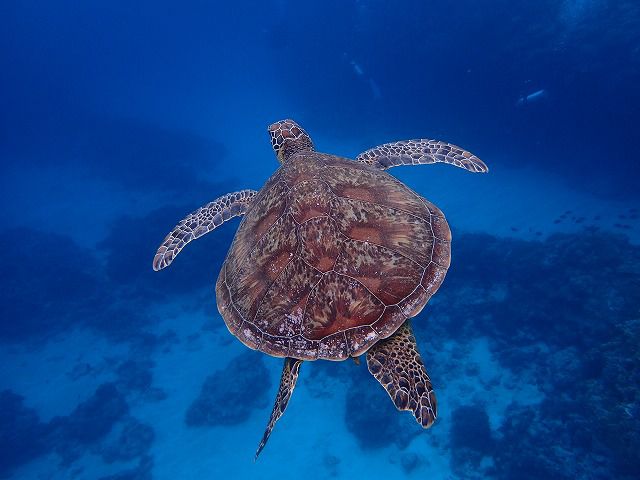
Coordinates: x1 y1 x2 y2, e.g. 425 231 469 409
216 153 451 361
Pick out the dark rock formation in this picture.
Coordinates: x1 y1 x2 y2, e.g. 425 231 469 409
185 351 271 427
0 390 48 477
101 418 155 464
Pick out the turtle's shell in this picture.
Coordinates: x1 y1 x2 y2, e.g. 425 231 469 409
215 152 451 361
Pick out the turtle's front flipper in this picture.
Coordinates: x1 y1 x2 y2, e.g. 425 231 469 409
255 357 303 460
366 321 437 428
356 139 488 173
153 189 258 271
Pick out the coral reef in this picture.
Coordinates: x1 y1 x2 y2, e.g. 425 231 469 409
115 359 154 394
101 418 155 464
47 383 129 464
343 365 419 450
0 227 102 341
419 231 640 479
3 223 639 478
450 404 493 452
449 404 494 477
0 383 156 476
0 390 48 477
98 455 153 480
399 452 421 474
185 351 271 427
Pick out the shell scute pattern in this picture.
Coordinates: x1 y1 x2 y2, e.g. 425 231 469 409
216 272 242 334
280 155 326 186
254 257 323 336
371 306 405 338
398 285 430 319
422 262 448 296
216 152 452 360
333 239 424 305
330 195 435 266
228 213 298 319
303 270 385 341
246 180 289 236
298 216 344 272
323 163 429 220
225 178 290 279
289 179 333 223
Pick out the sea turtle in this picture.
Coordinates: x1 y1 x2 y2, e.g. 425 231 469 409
153 119 487 458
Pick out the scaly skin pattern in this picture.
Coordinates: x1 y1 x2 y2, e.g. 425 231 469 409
356 139 488 173
255 357 302 459
153 189 258 271
216 152 452 360
268 119 314 163
367 321 437 428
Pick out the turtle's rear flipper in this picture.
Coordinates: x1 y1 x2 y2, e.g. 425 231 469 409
366 321 437 428
255 357 303 460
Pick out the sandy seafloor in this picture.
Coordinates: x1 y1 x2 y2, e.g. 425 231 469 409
2 129 639 479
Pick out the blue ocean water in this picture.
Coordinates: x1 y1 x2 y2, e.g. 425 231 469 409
1 1 639 479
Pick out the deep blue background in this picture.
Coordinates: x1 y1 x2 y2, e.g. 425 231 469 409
2 1 639 199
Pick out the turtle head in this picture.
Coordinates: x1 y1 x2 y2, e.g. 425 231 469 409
268 119 314 163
